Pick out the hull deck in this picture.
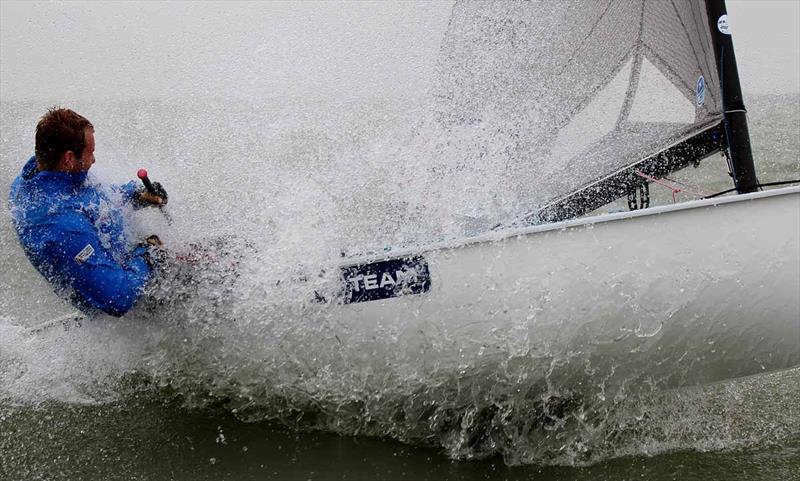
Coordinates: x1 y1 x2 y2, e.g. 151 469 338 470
332 187 800 392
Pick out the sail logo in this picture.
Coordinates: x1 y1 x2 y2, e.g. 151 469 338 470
717 15 731 35
340 256 431 304
696 75 705 106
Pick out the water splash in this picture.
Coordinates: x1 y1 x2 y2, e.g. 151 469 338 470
1 95 798 466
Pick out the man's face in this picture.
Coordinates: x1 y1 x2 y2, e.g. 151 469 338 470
51 127 96 173
74 128 96 172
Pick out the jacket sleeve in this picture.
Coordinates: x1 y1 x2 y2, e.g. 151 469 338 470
44 211 153 317
112 181 142 208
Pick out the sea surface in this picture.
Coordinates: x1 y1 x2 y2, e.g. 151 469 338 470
1 94 798 481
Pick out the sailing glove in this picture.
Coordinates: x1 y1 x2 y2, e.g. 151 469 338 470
134 182 168 206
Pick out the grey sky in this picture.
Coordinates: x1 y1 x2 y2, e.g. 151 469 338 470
0 0 797 101
0 1 452 101
727 0 800 95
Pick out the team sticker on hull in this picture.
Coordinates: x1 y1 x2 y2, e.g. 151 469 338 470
339 256 431 304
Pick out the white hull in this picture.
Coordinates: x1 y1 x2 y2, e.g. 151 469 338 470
333 187 800 392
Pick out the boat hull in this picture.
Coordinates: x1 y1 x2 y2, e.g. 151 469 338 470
333 187 800 393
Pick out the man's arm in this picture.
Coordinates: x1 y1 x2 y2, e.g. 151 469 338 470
113 180 139 205
45 212 154 317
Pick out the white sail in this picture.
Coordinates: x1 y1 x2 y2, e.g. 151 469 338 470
432 0 724 216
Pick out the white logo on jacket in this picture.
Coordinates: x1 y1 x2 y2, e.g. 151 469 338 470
74 244 95 263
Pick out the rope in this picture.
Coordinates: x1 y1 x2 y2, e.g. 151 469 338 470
635 170 707 202
705 179 800 199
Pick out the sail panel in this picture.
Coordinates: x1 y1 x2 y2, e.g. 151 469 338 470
552 58 634 165
628 57 697 123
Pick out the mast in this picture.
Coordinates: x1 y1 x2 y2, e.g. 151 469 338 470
706 0 759 194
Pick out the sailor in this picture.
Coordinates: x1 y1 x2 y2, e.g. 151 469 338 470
8 107 167 317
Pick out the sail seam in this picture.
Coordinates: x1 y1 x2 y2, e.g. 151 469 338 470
670 0 711 105
640 44 695 99
555 0 616 77
542 43 639 133
689 0 719 106
616 0 647 127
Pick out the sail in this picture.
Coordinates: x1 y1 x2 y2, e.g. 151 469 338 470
432 0 725 223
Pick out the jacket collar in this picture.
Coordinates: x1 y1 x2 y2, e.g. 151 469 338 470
33 169 89 190
23 156 89 188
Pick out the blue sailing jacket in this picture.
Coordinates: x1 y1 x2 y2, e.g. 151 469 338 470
8 156 153 316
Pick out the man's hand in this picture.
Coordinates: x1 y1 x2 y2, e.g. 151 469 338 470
136 190 167 206
145 234 163 246
141 234 167 269
134 180 167 206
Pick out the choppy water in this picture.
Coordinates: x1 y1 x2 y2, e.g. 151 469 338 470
1 94 798 480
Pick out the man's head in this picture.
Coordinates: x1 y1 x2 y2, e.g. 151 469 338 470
35 108 95 172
